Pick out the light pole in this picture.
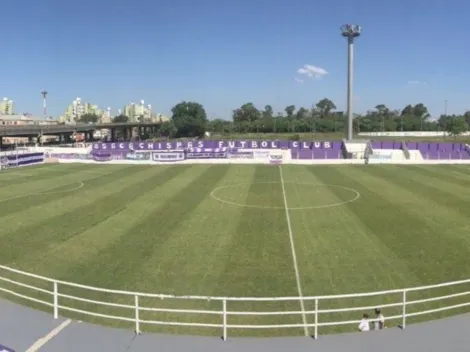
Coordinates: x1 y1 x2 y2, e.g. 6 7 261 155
341 24 361 140
41 90 48 118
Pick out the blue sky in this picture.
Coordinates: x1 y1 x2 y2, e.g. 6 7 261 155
2 0 469 119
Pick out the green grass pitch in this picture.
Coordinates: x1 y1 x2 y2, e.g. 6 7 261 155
1 163 470 337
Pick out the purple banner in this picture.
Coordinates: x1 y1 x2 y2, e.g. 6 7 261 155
50 153 94 160
93 140 337 151
1 153 44 167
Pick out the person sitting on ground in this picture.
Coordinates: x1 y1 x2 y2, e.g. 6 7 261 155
358 313 370 332
374 308 385 330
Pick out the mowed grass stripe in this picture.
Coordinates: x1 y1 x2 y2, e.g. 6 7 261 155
355 165 470 326
0 166 151 233
212 166 303 337
396 165 470 201
131 166 255 296
293 166 416 291
63 165 231 290
0 164 106 188
50 166 231 335
408 165 470 187
216 166 295 296
30 166 209 283
0 166 191 268
124 166 258 336
310 166 441 284
300 166 433 333
0 166 194 330
13 166 194 278
327 166 440 284
0 164 121 199
0 163 125 195
446 165 470 176
0 166 141 219
282 166 416 333
359 166 470 276
359 166 470 240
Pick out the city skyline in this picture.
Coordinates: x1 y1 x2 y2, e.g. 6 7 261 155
0 95 166 119
1 0 469 119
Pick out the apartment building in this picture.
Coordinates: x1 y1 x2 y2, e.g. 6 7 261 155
60 97 105 123
0 97 14 115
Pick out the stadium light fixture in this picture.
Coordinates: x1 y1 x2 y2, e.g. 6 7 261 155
340 24 361 141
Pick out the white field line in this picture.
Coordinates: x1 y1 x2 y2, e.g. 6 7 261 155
25 319 72 352
278 165 308 336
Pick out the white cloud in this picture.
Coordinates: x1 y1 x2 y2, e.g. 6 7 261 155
408 80 426 85
294 78 304 84
297 64 328 79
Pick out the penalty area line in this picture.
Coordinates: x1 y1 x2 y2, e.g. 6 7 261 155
278 165 309 337
25 319 72 352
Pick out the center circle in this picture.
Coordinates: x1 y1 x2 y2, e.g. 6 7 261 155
210 182 360 210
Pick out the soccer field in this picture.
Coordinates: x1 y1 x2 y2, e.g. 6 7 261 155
1 163 470 337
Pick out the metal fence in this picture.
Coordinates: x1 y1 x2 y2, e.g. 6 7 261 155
1 264 470 340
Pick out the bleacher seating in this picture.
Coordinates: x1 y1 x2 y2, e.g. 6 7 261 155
406 142 470 160
290 142 343 159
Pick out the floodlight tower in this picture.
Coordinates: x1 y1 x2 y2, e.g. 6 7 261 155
41 90 48 118
340 24 361 141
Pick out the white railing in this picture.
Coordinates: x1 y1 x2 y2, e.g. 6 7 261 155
1 264 470 340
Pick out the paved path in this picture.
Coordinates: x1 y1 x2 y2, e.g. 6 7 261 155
0 299 468 351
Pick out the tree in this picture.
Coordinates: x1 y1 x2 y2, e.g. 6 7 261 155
284 105 296 118
315 98 336 117
173 98 470 134
262 105 273 119
441 115 467 139
207 119 233 135
401 103 430 130
171 101 208 138
375 104 389 131
464 111 470 128
375 104 389 115
232 103 261 124
113 115 129 123
78 113 99 124
413 103 430 119
160 121 177 138
296 107 309 119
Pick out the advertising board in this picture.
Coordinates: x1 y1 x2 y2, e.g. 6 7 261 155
152 152 185 162
93 154 113 162
186 152 226 159
227 152 254 159
269 154 283 164
124 152 151 161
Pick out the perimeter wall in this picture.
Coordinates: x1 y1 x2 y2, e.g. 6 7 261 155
28 139 470 166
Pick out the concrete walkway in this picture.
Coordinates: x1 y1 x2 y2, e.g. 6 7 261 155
0 299 467 352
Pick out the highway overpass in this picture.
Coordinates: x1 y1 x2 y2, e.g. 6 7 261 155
0 122 161 137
